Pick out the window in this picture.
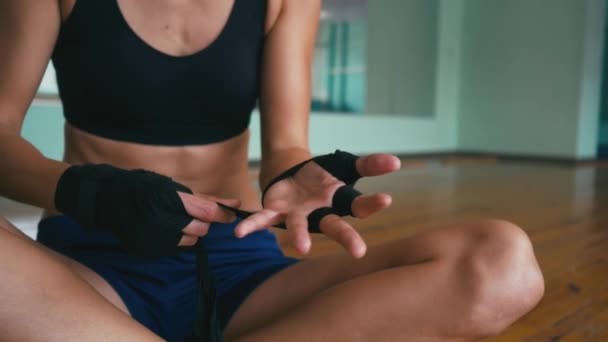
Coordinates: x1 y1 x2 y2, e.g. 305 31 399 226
312 1 367 113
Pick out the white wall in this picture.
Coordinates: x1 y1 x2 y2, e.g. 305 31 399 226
458 0 605 159
366 0 439 116
22 101 64 160
578 0 608 155
297 0 462 156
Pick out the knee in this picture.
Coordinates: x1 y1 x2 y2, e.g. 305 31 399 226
454 220 544 338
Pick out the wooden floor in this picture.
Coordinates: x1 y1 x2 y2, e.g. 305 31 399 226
270 159 608 342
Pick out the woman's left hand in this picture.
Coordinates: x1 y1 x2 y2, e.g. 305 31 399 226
234 153 401 258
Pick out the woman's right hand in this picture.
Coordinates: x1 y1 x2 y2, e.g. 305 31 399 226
177 192 240 246
54 164 239 257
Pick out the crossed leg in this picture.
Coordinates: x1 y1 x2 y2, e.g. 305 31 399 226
225 220 545 341
0 216 543 341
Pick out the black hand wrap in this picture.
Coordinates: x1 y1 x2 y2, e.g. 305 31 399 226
263 150 361 200
55 164 193 258
263 150 363 233
309 150 362 186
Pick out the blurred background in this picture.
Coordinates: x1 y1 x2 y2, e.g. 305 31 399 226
10 1 608 340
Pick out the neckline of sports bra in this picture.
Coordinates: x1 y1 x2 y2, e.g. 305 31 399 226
113 0 237 60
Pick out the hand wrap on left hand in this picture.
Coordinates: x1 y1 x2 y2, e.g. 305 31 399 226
262 150 363 232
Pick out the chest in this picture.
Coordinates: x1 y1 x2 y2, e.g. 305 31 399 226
52 0 267 137
60 0 236 57
117 0 237 57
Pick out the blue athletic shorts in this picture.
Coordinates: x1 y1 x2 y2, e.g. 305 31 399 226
37 216 299 341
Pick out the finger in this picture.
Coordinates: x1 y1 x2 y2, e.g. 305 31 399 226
178 192 236 223
181 219 210 237
356 154 401 177
178 234 199 247
320 215 367 258
351 193 392 219
287 212 311 255
234 209 283 238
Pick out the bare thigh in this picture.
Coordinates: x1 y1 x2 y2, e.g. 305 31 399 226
223 235 430 339
0 217 160 341
0 216 129 313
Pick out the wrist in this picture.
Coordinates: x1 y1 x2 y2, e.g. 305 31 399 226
259 147 312 189
54 164 123 228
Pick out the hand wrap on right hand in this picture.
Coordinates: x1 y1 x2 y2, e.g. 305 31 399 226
54 164 193 258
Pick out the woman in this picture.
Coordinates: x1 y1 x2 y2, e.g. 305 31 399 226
0 0 544 341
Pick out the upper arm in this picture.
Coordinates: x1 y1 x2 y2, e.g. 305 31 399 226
0 0 61 133
258 0 321 156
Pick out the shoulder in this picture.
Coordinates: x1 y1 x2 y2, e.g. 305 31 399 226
264 0 321 35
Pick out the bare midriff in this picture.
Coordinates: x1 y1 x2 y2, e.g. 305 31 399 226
43 123 261 217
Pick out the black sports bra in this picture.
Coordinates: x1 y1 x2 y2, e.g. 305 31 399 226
52 0 267 146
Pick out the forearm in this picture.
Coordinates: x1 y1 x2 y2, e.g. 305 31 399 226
259 146 312 190
0 128 69 210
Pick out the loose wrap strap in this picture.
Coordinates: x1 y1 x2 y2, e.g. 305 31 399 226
194 242 223 342
261 150 361 204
